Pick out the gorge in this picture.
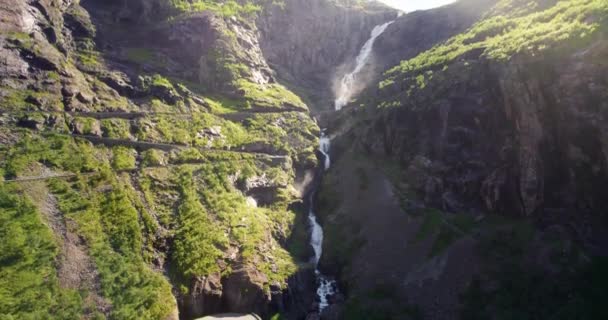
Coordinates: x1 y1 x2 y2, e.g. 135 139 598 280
1 0 608 320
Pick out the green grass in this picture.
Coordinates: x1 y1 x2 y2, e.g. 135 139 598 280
381 0 608 88
161 161 299 292
413 209 479 257
235 79 308 111
141 149 165 167
73 117 99 135
151 74 174 89
429 225 458 257
101 119 131 139
172 169 227 280
1 133 102 179
75 51 101 69
49 177 176 320
169 0 261 18
111 146 136 171
0 89 63 112
388 0 608 75
0 184 84 319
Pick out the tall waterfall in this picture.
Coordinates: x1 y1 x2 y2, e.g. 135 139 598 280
308 192 336 311
309 19 395 314
335 20 394 110
306 130 336 312
319 130 331 170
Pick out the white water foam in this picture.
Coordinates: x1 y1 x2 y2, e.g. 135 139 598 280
335 20 395 110
310 19 395 313
319 131 331 170
308 192 337 311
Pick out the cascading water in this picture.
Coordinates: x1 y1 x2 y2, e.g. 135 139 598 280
319 130 331 170
308 131 337 312
308 193 337 311
308 19 395 314
335 20 395 110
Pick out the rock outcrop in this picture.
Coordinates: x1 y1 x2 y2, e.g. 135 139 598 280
0 0 347 319
316 0 608 319
257 0 396 110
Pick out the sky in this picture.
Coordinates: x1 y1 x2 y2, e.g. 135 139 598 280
377 0 457 12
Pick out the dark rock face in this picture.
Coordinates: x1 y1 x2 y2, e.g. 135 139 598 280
354 41 608 218
257 0 396 110
257 0 499 112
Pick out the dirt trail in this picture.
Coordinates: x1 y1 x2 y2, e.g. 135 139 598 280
21 180 111 316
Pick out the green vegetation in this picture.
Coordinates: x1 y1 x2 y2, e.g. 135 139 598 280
1 133 102 179
131 110 317 157
4 31 35 49
0 184 83 319
381 0 608 87
111 146 136 170
169 0 262 18
73 117 99 135
76 51 101 69
0 0 318 313
101 119 131 139
0 89 63 112
414 209 443 242
151 74 174 89
201 39 307 112
49 177 176 320
148 99 170 112
141 149 165 167
172 169 227 280
461 219 608 320
235 79 308 111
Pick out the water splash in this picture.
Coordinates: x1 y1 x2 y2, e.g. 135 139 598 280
311 19 395 313
308 192 337 311
335 20 395 110
319 131 331 170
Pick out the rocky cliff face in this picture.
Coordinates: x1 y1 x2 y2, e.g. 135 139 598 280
257 0 396 111
317 0 608 319
0 0 349 319
3 0 607 319
354 47 608 217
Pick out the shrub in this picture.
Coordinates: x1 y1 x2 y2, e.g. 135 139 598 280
49 178 176 320
0 184 83 319
172 170 227 279
111 147 136 170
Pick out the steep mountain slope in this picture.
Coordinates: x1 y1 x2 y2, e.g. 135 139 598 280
319 0 608 319
257 0 394 111
3 0 608 319
0 0 340 319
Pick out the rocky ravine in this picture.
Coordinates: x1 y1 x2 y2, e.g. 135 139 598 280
3 0 607 320
0 0 396 319
317 0 608 319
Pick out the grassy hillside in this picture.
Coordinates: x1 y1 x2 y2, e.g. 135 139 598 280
379 0 608 95
0 0 318 318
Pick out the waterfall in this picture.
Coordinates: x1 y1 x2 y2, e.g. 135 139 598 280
319 130 331 170
335 20 395 110
309 19 394 314
308 180 337 312
304 129 337 313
